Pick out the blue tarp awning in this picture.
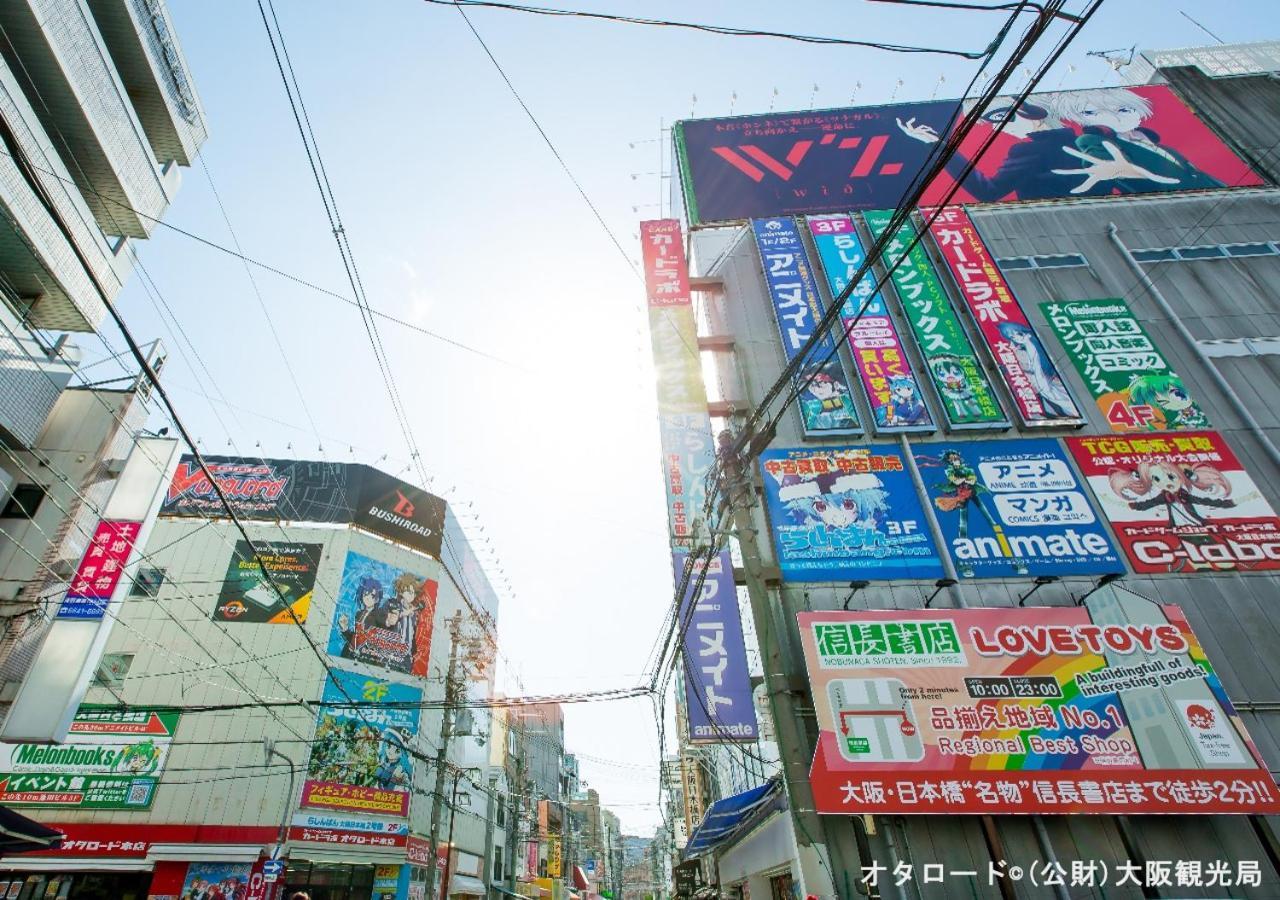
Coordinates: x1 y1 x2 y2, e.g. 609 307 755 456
683 777 782 858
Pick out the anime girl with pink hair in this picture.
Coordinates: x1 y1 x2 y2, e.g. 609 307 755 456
1107 459 1235 527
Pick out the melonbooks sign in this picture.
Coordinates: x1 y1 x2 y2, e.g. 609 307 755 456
798 590 1280 814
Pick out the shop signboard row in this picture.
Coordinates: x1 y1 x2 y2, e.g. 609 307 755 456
798 590 1280 815
760 430 1280 581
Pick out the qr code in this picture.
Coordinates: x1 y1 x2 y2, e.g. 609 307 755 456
127 781 152 805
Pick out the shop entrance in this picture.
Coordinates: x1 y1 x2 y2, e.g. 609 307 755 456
0 872 151 900
281 861 375 900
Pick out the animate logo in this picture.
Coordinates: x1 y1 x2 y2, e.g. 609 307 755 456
710 133 905 184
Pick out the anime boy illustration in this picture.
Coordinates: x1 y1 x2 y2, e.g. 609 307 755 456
930 355 985 419
1044 88 1224 194
995 322 1077 419
801 370 858 430
931 448 1028 577
877 374 930 428
336 576 383 660
1127 372 1210 430
896 94 1179 201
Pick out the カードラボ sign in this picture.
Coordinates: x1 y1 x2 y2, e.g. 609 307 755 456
798 590 1280 815
1066 431 1280 573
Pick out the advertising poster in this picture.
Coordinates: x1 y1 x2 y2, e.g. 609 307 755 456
1041 298 1210 432
0 706 178 810
303 667 421 817
862 209 1007 428
1066 431 1280 573
673 550 758 743
750 217 863 438
926 207 1084 426
213 540 322 624
162 455 352 521
807 214 935 433
674 85 1261 225
289 812 408 848
759 446 943 582
327 550 439 676
916 438 1122 578
179 862 254 899
798 589 1280 814
57 519 143 620
352 468 446 559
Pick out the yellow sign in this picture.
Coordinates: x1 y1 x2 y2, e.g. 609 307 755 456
547 836 562 877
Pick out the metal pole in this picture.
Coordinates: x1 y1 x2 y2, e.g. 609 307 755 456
263 741 296 861
1108 222 1280 469
425 612 464 900
897 434 967 608
483 773 499 899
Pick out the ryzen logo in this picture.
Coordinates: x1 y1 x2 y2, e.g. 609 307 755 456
710 133 904 184
392 489 415 518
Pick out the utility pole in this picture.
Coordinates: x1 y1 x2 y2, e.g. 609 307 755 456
716 429 854 898
508 714 528 892
424 611 464 900
482 771 499 896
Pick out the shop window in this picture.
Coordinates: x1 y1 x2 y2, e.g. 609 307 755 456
1 485 45 519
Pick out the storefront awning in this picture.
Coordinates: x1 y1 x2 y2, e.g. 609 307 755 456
0 806 62 855
683 778 783 858
573 864 590 890
448 874 488 896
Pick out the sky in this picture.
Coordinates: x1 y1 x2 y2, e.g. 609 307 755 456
91 0 1277 835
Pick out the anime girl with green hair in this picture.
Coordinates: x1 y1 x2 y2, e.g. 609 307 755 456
1128 373 1209 430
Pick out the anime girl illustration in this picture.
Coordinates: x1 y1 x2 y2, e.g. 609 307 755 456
930 355 984 419
1043 88 1224 195
1106 460 1236 529
375 728 412 790
996 322 1077 419
931 448 1028 577
777 471 891 547
1127 373 1210 430
116 739 160 776
877 374 930 428
801 370 858 431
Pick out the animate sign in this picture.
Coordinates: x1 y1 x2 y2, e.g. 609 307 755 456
798 591 1280 815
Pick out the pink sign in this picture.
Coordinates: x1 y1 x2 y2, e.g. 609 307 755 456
925 207 1082 426
640 219 691 308
58 519 143 619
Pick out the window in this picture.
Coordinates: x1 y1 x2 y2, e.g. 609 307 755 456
493 846 504 882
1178 244 1226 259
996 253 1089 270
94 653 134 688
1131 241 1279 262
2 484 45 519
1131 248 1177 262
1226 242 1276 257
496 799 506 828
130 567 166 598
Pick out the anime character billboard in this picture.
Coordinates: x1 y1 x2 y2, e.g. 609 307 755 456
674 85 1261 225
327 551 438 676
1041 298 1210 432
917 439 1122 579
1067 431 1280 574
759 446 943 582
302 668 421 817
798 590 1280 815
178 862 253 900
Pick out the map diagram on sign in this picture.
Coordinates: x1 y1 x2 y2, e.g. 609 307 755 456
828 678 923 763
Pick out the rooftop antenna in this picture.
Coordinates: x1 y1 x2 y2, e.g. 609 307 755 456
1087 45 1137 72
728 90 737 116
929 74 946 101
767 87 779 113
1055 63 1077 90
889 78 904 102
690 93 697 118
1180 9 1225 44
849 81 862 105
807 83 820 110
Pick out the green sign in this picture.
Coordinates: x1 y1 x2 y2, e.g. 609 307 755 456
1041 298 1210 432
0 706 179 810
814 619 966 667
862 210 1007 428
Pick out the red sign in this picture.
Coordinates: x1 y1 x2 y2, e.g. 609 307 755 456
406 834 433 865
302 780 410 817
288 826 406 848
28 823 277 857
68 520 140 599
925 207 1083 427
640 220 691 307
1066 431 1280 573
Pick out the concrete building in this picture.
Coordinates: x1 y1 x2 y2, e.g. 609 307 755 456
657 44 1280 900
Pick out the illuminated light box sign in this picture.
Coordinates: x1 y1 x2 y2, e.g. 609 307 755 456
674 85 1262 225
1066 431 1280 574
798 591 1280 815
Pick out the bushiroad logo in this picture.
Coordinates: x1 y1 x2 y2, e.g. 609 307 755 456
392 489 415 518
814 619 967 668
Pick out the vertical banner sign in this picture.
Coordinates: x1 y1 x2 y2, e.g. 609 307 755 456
673 551 759 743
1041 298 1211 432
58 520 143 619
759 446 943 582
925 207 1083 427
750 218 863 438
1067 431 1280 574
862 209 1007 429
642 219 716 547
797 590 1280 815
916 438 1123 579
807 214 935 433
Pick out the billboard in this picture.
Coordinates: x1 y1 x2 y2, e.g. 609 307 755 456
674 550 758 743
798 590 1280 814
1041 298 1210 432
352 468 446 559
926 207 1084 427
1067 431 1280 573
916 438 1122 578
673 85 1262 225
759 446 943 582
179 863 254 900
213 540 322 624
750 217 863 437
0 706 179 810
57 519 143 620
862 210 1007 429
327 550 439 676
807 214 935 433
303 668 421 817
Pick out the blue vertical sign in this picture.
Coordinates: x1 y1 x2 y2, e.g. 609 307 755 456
751 218 863 438
673 550 759 743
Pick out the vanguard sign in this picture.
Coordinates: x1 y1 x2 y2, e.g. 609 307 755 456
674 85 1262 225
798 591 1280 814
